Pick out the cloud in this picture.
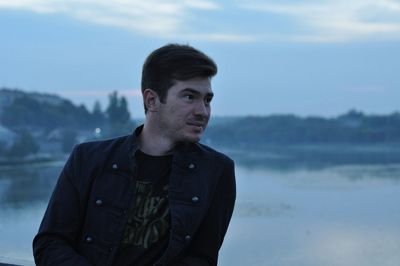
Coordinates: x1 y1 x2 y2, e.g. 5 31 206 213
0 0 225 39
2 0 400 43
238 0 400 43
183 0 220 10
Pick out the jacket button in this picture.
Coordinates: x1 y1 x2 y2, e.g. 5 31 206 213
184 235 191 242
95 199 103 206
112 163 118 170
191 196 199 203
188 163 195 170
85 236 93 243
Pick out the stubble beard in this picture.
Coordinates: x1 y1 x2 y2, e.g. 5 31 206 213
184 120 209 143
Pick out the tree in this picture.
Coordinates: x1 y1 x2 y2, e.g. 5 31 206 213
61 130 77 153
105 91 133 136
7 130 39 157
91 100 106 128
1 93 98 131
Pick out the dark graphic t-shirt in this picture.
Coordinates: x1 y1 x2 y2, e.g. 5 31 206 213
113 150 172 266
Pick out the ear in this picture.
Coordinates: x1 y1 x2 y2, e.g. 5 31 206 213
143 88 160 112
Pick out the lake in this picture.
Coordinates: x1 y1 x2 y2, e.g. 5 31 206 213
0 155 399 266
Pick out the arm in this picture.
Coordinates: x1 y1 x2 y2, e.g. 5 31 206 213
32 145 92 266
177 158 236 266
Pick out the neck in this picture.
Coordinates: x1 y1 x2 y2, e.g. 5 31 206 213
138 121 175 156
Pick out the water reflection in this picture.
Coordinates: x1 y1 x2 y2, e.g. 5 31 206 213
218 158 400 266
0 157 399 266
226 148 400 183
234 200 292 217
225 145 400 172
0 163 62 207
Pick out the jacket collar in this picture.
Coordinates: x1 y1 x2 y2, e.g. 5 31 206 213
111 125 211 175
131 124 209 156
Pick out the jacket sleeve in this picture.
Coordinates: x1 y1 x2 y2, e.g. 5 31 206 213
176 158 236 266
32 145 92 266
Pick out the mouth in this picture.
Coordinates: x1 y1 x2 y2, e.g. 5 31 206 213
187 122 206 131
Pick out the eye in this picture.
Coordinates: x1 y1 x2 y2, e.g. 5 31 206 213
205 96 213 105
183 94 194 101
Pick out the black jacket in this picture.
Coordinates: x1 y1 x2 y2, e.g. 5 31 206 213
33 127 236 266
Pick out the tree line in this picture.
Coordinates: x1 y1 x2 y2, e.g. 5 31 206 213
1 90 133 134
1 88 399 158
205 110 400 148
0 89 134 157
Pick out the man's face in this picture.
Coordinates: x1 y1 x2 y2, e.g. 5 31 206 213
157 77 213 143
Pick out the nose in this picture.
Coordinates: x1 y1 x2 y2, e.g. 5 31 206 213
194 101 210 117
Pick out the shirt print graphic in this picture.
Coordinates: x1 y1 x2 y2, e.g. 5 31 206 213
122 180 170 249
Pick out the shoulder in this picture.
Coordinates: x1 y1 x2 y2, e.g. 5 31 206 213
63 135 133 181
197 144 236 199
196 143 234 167
68 135 133 169
75 135 131 155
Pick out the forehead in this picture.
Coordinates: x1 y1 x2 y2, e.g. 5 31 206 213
169 77 212 94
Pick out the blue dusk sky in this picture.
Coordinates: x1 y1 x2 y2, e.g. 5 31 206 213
1 0 399 118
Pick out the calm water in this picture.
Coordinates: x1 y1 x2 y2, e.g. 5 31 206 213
0 159 400 266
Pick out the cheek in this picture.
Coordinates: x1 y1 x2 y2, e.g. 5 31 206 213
168 106 188 123
205 106 211 119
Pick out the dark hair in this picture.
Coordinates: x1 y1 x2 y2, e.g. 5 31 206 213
141 43 217 112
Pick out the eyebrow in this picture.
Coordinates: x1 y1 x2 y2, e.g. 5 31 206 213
182 88 214 98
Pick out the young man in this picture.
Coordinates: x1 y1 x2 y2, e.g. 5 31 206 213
33 44 236 266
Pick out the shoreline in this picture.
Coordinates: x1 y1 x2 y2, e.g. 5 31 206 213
0 154 67 168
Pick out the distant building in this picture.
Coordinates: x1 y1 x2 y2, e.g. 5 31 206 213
0 124 15 148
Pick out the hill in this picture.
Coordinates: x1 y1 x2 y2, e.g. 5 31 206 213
0 88 134 158
0 88 100 131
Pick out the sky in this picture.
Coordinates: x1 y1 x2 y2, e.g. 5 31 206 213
1 0 400 118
